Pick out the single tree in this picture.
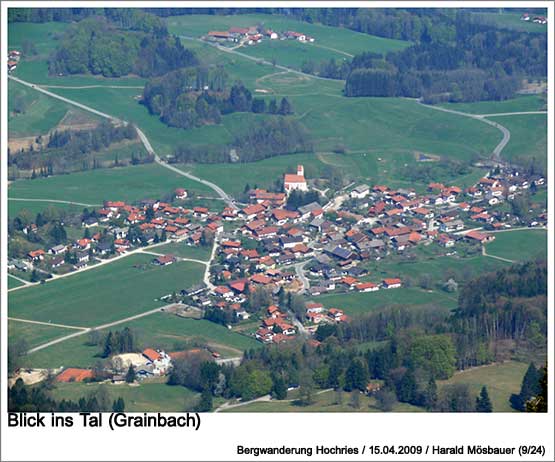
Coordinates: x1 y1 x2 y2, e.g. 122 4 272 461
476 386 493 412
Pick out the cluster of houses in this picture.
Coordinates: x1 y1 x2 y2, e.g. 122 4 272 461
205 25 314 45
520 13 548 24
7 49 20 73
54 347 220 383
9 188 222 276
9 160 547 346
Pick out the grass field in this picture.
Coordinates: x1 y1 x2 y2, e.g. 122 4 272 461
47 380 199 412
21 312 258 369
8 79 71 137
223 388 422 412
315 287 458 316
8 163 212 208
363 252 511 285
487 114 547 168
438 361 529 412
470 11 547 33
8 21 67 55
166 13 410 57
8 254 204 326
8 275 25 289
438 95 547 115
8 320 74 349
8 200 85 220
154 242 212 261
111 312 260 356
485 229 547 262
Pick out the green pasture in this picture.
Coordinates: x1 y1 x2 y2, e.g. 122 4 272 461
154 242 212 261
8 254 204 326
438 95 546 115
8 80 70 137
8 21 67 55
47 380 199 412
488 114 547 168
8 163 212 206
8 275 25 289
485 229 547 262
8 320 74 350
315 287 458 317
438 361 529 412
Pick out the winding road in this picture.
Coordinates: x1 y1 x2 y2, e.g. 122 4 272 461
416 104 546 162
8 75 236 209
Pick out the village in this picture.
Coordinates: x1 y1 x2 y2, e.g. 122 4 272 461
9 157 547 362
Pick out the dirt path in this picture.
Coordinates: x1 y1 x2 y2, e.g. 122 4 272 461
41 84 144 89
8 197 101 207
26 305 173 354
481 245 515 263
8 317 86 330
7 273 31 286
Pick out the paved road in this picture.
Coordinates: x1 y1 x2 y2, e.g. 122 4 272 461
140 249 209 266
7 274 31 286
9 197 101 207
9 75 237 209
478 111 547 117
294 260 310 293
135 127 237 209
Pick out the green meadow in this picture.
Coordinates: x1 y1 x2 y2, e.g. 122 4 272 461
485 229 547 262
47 380 199 412
8 163 212 206
8 320 75 350
8 200 85 219
8 275 25 289
153 242 212 261
438 361 529 412
8 79 70 137
8 254 204 326
487 114 547 168
438 94 547 115
315 287 458 317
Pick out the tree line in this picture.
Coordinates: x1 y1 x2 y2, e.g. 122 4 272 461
8 121 149 176
172 117 312 164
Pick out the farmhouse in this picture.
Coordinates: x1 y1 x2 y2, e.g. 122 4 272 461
382 278 402 289
154 255 176 266
465 230 495 244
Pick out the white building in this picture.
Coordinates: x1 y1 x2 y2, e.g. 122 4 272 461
284 165 308 194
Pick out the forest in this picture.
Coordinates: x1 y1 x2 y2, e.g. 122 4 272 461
48 13 197 78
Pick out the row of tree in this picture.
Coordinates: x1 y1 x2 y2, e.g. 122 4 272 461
8 122 144 175
172 117 312 164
